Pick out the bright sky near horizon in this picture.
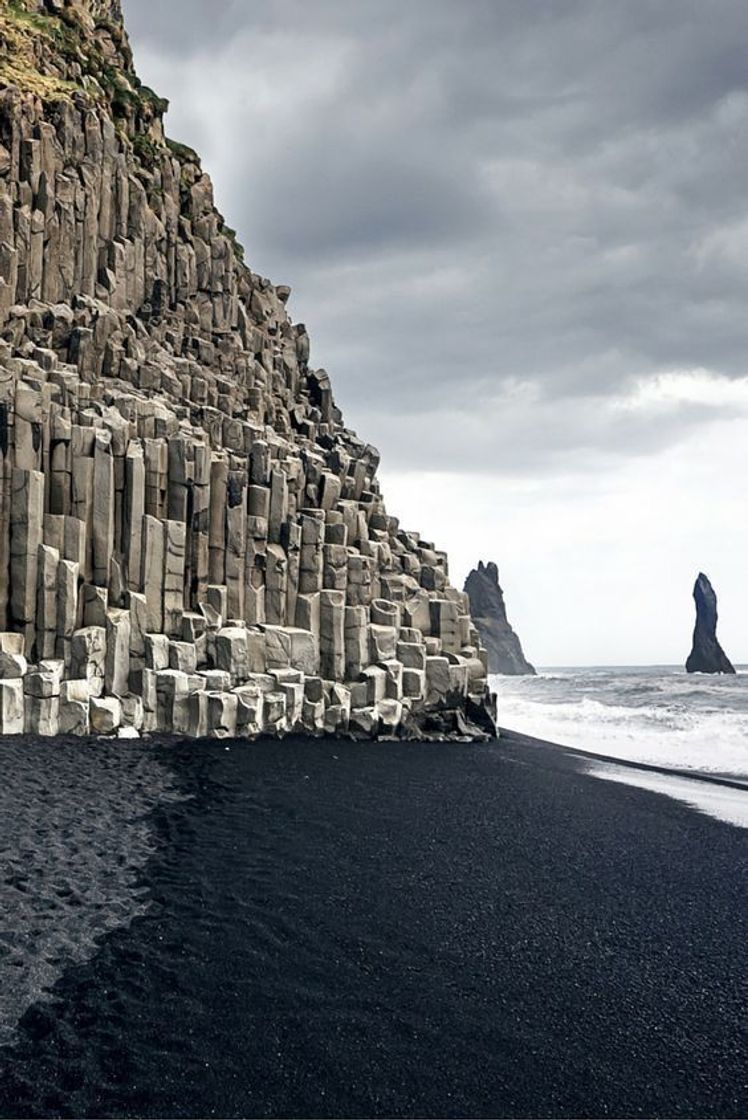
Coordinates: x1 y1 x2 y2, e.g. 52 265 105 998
123 0 748 666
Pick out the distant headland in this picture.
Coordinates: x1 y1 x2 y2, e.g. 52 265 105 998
464 562 535 676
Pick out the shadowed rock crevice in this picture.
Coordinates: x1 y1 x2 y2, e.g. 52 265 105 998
685 572 735 675
464 561 535 676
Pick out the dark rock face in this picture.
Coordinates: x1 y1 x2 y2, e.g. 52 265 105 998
685 573 735 675
464 562 536 676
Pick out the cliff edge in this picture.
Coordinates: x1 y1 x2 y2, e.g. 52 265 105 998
0 0 495 740
685 573 735 675
464 562 535 676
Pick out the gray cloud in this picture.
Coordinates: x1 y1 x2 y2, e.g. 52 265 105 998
123 0 748 475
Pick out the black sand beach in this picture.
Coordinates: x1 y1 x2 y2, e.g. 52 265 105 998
0 731 745 1119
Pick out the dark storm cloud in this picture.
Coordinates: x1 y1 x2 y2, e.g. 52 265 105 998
123 0 748 473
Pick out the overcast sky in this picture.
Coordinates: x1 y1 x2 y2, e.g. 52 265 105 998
123 0 748 666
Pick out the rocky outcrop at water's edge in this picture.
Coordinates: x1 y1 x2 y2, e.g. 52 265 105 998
685 573 735 675
464 562 535 676
0 0 495 740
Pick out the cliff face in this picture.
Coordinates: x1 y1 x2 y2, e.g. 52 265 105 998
685 573 735 675
0 0 495 739
464 562 535 676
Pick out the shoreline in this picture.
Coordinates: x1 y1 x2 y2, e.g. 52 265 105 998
499 726 748 790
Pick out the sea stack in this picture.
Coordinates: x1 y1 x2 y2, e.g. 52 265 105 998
0 0 495 740
685 573 735 675
464 562 535 676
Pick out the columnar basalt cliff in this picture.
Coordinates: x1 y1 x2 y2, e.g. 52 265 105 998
0 0 495 740
685 572 735 675
464 562 535 676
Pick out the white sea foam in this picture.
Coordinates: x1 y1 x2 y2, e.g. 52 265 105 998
491 666 748 779
586 763 748 829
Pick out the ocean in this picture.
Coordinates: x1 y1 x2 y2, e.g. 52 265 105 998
492 665 748 780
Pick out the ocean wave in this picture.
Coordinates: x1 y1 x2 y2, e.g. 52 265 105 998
491 669 748 778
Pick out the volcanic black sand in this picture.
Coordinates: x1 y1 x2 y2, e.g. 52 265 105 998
0 731 745 1119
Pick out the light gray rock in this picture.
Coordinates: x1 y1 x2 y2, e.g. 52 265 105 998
371 599 400 629
396 641 426 671
0 634 25 657
263 691 287 732
235 686 263 735
349 706 378 736
144 633 170 671
169 640 198 674
0 679 24 734
207 692 238 738
57 559 79 642
264 625 319 675
105 609 130 697
163 519 186 636
141 516 165 633
155 669 191 729
10 469 43 626
82 585 108 628
24 665 63 699
369 624 397 664
361 665 387 705
187 691 209 737
426 656 451 704
378 699 403 734
382 659 404 700
215 626 251 682
402 667 425 700
121 695 144 731
280 680 304 728
0 652 28 679
70 626 106 697
59 679 90 735
344 605 368 680
27 694 60 736
90 695 122 734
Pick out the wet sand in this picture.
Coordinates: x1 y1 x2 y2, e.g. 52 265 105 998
0 732 745 1118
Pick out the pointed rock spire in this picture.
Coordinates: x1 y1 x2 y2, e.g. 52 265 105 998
685 572 735 674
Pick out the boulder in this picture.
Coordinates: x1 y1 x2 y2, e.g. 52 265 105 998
59 683 90 735
264 626 319 674
90 696 122 734
0 652 27 679
70 626 106 697
207 692 238 738
0 680 25 734
215 626 251 682
105 609 131 696
27 695 60 736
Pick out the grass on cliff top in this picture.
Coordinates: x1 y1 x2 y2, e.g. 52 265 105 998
0 0 79 99
0 1 247 273
0 0 167 113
